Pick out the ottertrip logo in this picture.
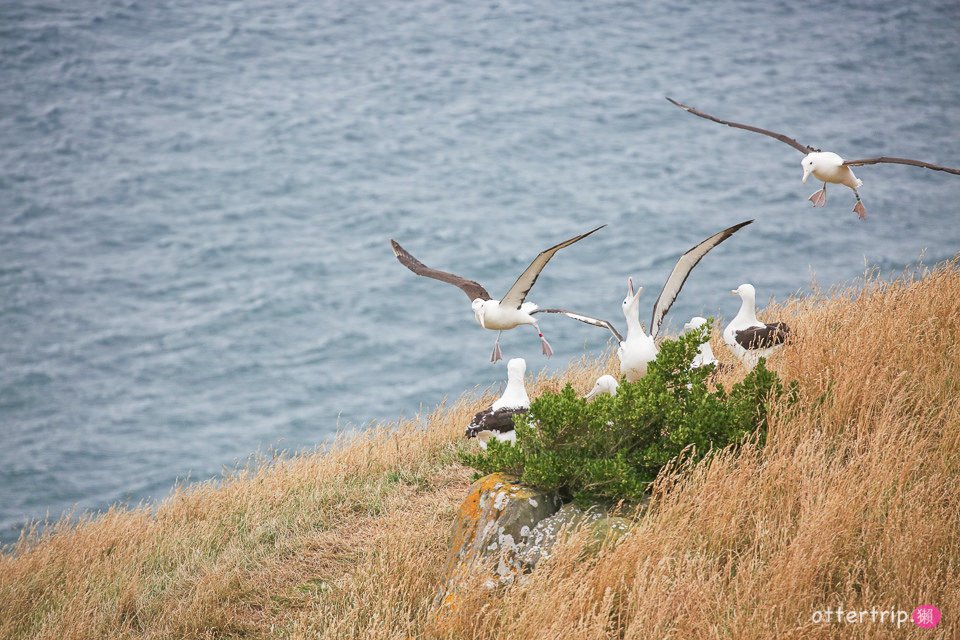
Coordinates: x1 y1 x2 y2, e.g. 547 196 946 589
810 604 940 629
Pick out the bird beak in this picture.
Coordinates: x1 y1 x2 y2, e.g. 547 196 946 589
584 387 599 400
476 307 486 329
802 167 811 183
730 289 739 295
627 277 635 297
631 286 644 305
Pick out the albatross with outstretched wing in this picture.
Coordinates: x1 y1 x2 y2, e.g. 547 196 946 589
391 225 605 362
539 220 752 381
666 97 960 220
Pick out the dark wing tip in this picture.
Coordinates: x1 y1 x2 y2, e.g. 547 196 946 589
665 96 686 109
390 239 403 256
716 219 754 235
578 223 607 236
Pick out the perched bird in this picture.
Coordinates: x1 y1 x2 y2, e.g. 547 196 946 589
666 97 960 220
682 316 734 377
584 374 619 399
540 220 752 381
723 284 790 369
682 316 718 369
466 357 530 448
391 225 605 363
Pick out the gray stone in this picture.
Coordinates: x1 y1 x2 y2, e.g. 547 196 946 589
436 473 561 608
516 503 610 569
436 474 644 622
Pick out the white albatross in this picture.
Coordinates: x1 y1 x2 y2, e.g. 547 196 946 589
683 316 719 369
465 357 530 448
539 220 752 381
667 97 960 220
391 225 605 362
723 284 790 370
584 374 619 399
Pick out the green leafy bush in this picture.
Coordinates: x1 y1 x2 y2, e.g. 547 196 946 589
460 321 792 504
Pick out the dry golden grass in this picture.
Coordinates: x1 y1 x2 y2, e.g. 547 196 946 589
2 261 959 639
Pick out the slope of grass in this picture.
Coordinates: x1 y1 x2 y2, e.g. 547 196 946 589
2 261 959 639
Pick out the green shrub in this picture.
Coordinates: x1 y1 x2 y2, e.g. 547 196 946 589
460 321 792 504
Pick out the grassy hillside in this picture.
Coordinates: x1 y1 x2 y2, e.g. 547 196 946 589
2 261 959 639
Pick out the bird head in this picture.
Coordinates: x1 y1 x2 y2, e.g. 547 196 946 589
622 277 643 315
683 316 708 333
506 357 526 380
584 374 619 399
471 298 487 328
801 154 816 183
731 283 756 303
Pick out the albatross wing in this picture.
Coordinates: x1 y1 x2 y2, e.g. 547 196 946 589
734 322 790 350
390 239 491 302
465 407 527 438
648 220 753 339
499 225 606 309
534 308 624 343
666 97 818 154
842 156 960 175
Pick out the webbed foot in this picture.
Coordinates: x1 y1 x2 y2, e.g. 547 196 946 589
490 339 503 363
853 200 867 220
807 186 827 208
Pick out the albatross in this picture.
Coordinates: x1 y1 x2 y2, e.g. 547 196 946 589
584 374 619 399
682 316 734 376
465 357 530 448
539 220 752 381
666 97 960 220
391 225 605 362
723 284 790 369
682 316 719 369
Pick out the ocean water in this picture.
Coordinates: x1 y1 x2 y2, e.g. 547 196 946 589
1 0 959 544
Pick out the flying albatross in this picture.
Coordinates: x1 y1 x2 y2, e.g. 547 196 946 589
465 357 530 448
723 284 790 370
539 220 752 381
391 225 605 362
666 97 960 220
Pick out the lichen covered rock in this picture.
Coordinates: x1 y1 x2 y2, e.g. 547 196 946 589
583 515 632 555
436 473 560 606
516 503 605 569
516 503 636 569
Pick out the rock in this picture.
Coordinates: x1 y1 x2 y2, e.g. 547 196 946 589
436 473 560 606
435 474 643 625
515 503 607 569
583 515 632 555
516 503 638 569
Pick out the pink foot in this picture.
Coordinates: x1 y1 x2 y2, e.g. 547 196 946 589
540 335 553 358
490 341 503 363
808 188 827 208
853 201 867 220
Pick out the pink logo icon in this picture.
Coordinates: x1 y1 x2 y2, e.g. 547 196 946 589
912 605 941 629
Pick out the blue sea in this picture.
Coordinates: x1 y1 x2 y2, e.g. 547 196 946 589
2 0 959 544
